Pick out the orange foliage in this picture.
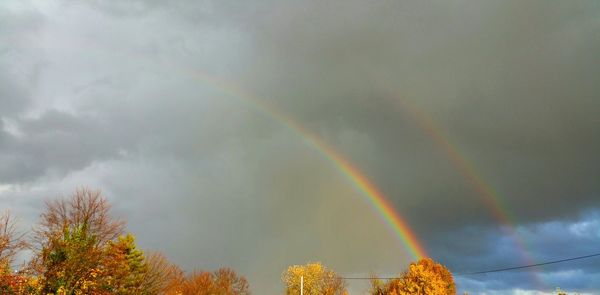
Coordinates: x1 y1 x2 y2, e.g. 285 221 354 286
177 268 250 295
0 188 254 295
143 252 185 294
371 258 456 295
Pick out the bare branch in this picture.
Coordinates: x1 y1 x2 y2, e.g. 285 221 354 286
0 210 26 270
33 188 124 249
142 251 184 294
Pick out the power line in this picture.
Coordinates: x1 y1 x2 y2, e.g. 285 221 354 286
457 252 600 275
341 251 600 279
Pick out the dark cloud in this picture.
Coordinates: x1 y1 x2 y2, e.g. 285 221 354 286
0 0 598 293
0 110 130 182
226 0 600 227
450 210 600 293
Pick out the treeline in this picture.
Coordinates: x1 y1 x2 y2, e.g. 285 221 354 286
282 260 455 295
0 188 459 294
0 189 249 294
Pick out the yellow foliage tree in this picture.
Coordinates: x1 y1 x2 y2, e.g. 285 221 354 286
282 262 347 295
372 258 455 295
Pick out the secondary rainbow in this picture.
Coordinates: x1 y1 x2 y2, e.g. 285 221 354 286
391 97 518 227
388 93 543 286
182 69 428 260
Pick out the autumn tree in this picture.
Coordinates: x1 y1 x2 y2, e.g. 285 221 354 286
211 268 250 295
33 188 124 248
371 258 456 295
178 267 250 295
282 262 347 295
29 188 130 294
141 252 185 295
1 188 253 295
0 211 32 294
98 234 148 294
369 276 386 295
0 211 27 269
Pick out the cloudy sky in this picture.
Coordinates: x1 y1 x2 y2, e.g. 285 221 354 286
1 0 599 294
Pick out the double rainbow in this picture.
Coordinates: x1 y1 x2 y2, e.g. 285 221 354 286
48 38 546 283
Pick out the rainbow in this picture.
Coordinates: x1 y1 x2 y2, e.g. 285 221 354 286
391 97 519 230
46 39 548 280
40 38 428 260
301 130 428 260
387 93 544 285
183 69 428 260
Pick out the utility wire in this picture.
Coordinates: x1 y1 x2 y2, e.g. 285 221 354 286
341 251 600 279
457 252 600 275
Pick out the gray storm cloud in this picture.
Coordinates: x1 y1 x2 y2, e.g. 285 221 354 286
0 0 599 293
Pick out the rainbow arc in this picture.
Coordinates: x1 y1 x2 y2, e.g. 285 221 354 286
183 69 428 260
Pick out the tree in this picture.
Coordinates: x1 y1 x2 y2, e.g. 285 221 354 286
369 276 386 295
211 268 251 295
98 234 148 294
33 188 124 248
0 211 26 271
141 252 184 295
30 188 126 294
282 262 347 295
1 188 254 295
0 211 36 294
371 258 456 295
37 219 109 294
180 268 250 295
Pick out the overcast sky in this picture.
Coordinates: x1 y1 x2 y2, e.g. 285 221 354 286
1 0 599 294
